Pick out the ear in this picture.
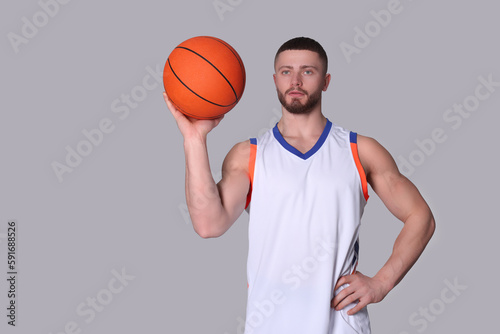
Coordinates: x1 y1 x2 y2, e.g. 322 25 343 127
322 73 331 91
273 73 277 85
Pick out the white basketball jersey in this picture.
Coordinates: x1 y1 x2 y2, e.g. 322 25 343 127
244 119 371 334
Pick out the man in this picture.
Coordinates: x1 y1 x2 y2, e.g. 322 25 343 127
165 37 435 334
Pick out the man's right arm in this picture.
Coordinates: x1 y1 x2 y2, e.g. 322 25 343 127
184 137 250 238
165 93 250 238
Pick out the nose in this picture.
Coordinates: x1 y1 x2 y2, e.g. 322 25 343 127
291 72 302 87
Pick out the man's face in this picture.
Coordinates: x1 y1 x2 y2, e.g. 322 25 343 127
273 50 330 114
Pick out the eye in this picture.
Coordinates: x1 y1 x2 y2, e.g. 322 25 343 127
281 70 290 75
304 70 313 75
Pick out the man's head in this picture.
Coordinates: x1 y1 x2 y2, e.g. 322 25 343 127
274 37 330 115
274 37 328 75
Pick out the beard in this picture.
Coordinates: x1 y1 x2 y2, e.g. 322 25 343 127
277 87 322 114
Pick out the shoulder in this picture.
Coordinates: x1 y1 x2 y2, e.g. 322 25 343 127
356 134 400 181
357 134 384 154
222 139 251 173
231 139 251 152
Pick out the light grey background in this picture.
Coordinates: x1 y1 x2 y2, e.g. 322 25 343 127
1 0 498 333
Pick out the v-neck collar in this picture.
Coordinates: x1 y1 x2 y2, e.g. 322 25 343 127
272 119 332 160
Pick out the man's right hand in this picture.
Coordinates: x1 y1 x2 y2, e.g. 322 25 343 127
163 92 224 141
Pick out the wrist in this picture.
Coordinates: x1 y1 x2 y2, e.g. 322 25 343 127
373 272 396 296
183 133 207 148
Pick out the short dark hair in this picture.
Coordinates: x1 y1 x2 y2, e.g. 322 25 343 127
274 37 328 74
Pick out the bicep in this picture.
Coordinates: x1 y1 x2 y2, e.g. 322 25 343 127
217 140 251 225
358 136 431 223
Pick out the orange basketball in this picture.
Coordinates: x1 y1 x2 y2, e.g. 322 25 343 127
163 36 246 119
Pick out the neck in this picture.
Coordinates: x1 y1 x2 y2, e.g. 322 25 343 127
277 106 327 140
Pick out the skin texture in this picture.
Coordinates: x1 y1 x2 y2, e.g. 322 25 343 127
165 49 435 315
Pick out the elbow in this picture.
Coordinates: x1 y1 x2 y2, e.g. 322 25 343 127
195 228 222 239
428 215 436 239
193 221 225 239
189 208 232 238
423 213 436 244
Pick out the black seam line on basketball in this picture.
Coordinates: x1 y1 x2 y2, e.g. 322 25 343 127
176 46 238 101
171 96 224 119
204 37 245 75
167 59 238 108
168 58 236 108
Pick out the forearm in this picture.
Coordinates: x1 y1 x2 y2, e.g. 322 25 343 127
373 211 435 294
183 137 227 237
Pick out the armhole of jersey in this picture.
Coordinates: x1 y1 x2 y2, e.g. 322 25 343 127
349 132 369 201
245 138 257 210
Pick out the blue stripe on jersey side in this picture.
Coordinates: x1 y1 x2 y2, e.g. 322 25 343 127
273 119 333 160
351 239 359 267
350 131 357 144
250 137 257 145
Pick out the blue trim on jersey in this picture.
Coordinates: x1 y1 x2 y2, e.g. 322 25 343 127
349 131 357 144
273 119 333 160
351 239 359 267
250 138 257 145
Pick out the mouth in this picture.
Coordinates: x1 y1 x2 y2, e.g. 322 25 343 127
287 89 306 97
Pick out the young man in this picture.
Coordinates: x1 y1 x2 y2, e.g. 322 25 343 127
165 37 435 334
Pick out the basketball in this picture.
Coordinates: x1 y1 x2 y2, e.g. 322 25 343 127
163 36 246 120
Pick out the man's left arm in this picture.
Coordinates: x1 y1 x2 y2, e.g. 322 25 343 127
331 135 436 315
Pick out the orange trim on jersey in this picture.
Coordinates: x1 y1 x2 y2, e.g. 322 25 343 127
350 142 369 201
245 139 257 209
